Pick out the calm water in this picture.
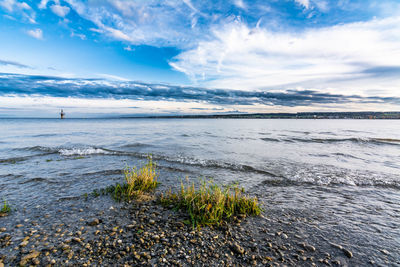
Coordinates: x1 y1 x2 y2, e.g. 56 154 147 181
1 118 399 264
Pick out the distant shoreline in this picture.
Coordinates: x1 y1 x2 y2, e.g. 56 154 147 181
122 111 400 120
1 111 400 119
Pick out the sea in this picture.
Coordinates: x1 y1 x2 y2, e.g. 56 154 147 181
0 118 399 264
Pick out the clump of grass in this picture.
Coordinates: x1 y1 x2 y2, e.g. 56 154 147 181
112 157 159 201
160 179 261 228
1 199 11 214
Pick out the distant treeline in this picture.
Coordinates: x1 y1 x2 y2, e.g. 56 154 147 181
125 112 400 119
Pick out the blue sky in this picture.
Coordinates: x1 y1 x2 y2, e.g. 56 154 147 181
0 0 400 117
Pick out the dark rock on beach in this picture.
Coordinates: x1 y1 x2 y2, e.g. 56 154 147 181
0 194 394 266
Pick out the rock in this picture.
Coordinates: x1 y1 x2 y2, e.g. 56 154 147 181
87 218 100 226
231 242 245 255
342 248 353 258
149 219 155 225
16 224 23 228
330 243 343 250
19 240 29 247
301 243 316 252
20 250 40 265
380 249 389 255
72 237 82 243
0 228 6 232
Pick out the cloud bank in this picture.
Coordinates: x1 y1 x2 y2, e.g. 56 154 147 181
1 73 399 108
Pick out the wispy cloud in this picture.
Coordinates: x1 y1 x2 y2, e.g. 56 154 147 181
0 59 30 68
170 16 400 96
0 0 36 23
27 28 43 39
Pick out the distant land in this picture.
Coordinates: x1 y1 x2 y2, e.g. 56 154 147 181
124 112 400 119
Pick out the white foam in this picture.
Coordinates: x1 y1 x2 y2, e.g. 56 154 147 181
59 147 111 156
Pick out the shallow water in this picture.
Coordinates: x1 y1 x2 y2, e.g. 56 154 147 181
1 118 399 265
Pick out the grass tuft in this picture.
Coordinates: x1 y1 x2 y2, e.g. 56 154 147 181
112 157 159 201
160 179 261 228
1 199 11 214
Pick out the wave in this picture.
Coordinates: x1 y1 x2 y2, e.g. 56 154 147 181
261 137 281 142
0 156 28 164
257 173 400 189
59 147 114 156
16 145 57 153
260 136 400 146
0 153 53 164
15 145 116 156
19 177 57 184
84 169 123 176
150 154 282 177
30 133 58 138
120 143 152 149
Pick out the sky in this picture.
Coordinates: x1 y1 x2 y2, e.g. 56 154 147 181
0 0 400 117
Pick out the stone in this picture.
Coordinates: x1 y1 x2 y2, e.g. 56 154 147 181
20 250 40 265
380 249 389 255
301 243 316 252
342 248 353 258
330 243 343 250
231 242 245 255
88 219 100 226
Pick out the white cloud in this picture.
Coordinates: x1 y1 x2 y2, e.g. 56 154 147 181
50 4 70 17
1 94 399 117
70 32 86 40
0 95 236 117
64 0 204 47
314 1 329 12
38 0 49 9
234 0 246 9
0 0 36 22
0 0 16 12
0 0 32 11
96 73 129 81
170 16 400 97
103 26 132 42
295 0 310 9
27 28 43 39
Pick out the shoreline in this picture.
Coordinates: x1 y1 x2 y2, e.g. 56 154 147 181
0 193 374 267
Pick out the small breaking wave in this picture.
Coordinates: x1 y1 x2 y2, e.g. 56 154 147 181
59 147 114 156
